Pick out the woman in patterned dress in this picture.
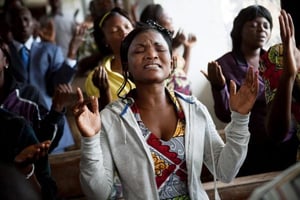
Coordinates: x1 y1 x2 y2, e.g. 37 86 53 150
73 21 258 200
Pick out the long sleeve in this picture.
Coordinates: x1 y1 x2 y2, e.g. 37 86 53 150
80 133 114 200
211 52 240 123
216 111 250 181
201 102 250 183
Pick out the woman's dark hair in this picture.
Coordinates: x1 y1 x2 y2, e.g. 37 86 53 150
140 4 164 24
117 20 173 98
230 5 273 52
93 7 134 57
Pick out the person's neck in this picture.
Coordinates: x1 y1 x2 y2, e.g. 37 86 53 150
134 85 169 110
241 45 262 69
15 36 31 46
110 55 123 74
241 44 261 57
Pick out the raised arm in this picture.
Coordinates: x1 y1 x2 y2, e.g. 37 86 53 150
265 10 298 141
182 32 197 74
229 66 259 115
201 61 231 122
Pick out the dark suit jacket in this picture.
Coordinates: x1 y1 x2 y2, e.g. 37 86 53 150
9 40 77 109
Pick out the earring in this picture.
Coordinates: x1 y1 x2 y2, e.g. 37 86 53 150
5 65 8 69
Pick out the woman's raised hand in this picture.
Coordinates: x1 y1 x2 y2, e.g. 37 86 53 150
73 87 101 137
201 61 226 90
280 9 298 78
229 66 259 115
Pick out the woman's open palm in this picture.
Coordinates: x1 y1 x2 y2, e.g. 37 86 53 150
73 88 101 137
229 67 259 115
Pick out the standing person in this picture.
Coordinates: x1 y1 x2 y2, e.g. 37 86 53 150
260 8 300 162
202 5 286 176
140 3 197 95
73 21 258 199
6 5 86 153
45 0 77 58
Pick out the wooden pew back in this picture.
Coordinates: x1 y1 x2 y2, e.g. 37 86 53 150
203 171 280 200
49 149 280 200
49 150 85 199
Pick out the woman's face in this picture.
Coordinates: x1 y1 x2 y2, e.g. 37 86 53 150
127 30 172 84
102 13 134 55
241 16 272 49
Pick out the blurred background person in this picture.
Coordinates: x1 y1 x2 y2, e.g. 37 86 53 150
6 5 86 153
201 5 294 177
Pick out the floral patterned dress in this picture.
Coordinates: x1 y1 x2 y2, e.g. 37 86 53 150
260 43 300 145
130 89 190 200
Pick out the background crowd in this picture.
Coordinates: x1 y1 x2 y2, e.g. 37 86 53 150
0 0 299 199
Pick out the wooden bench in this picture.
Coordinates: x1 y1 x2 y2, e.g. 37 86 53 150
49 149 280 200
203 171 280 200
49 150 85 200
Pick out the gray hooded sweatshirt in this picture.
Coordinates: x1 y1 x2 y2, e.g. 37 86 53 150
80 92 250 200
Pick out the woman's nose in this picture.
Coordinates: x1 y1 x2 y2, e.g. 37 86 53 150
145 50 158 60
